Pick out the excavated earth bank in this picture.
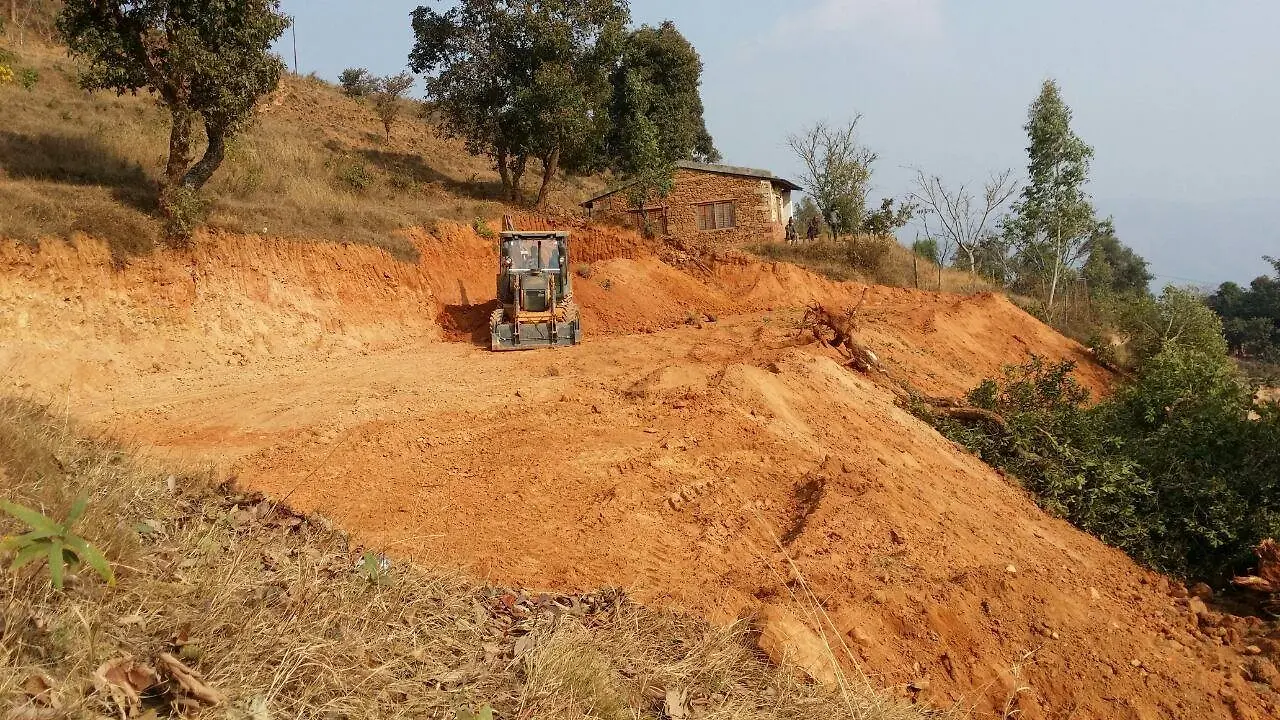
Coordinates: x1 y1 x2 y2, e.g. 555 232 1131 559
3 225 1276 719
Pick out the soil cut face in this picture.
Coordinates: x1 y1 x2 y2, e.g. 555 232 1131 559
3 227 1274 719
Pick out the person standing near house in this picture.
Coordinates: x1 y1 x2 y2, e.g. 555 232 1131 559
785 218 798 245
806 217 821 243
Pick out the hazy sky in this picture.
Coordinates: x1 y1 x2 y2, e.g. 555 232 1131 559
276 0 1279 287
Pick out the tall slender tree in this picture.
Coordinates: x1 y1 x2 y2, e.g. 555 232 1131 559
1007 80 1096 311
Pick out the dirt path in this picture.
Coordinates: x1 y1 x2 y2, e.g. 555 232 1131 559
3 231 1275 719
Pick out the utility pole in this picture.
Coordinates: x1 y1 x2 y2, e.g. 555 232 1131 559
290 15 298 74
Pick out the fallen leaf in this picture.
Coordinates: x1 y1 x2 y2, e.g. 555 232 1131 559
93 656 160 716
157 652 224 706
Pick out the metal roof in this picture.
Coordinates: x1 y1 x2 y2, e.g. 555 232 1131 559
582 161 803 205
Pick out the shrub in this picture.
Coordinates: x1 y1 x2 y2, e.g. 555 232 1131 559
334 159 374 192
339 67 377 98
472 217 496 240
18 67 38 90
0 64 13 85
922 351 1280 582
160 186 208 243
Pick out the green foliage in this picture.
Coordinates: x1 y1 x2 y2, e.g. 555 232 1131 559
1208 257 1280 361
1108 286 1229 368
1 494 114 590
455 706 495 720
18 67 39 90
923 350 1280 582
339 67 377 98
357 551 391 585
374 72 416 138
410 0 630 205
862 197 916 236
607 20 719 178
473 217 496 240
160 186 208 242
1005 79 1097 310
59 0 290 213
1082 218 1152 298
911 237 939 263
333 158 374 193
787 118 877 238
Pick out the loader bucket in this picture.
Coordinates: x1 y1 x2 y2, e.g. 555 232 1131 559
491 319 581 351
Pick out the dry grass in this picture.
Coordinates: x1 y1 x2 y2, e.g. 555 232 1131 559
0 397 940 720
750 239 992 295
0 37 604 263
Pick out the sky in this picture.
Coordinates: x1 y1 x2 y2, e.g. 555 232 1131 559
275 0 1280 287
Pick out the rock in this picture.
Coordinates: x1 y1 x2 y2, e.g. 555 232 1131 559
1191 582 1215 601
1006 565 1018 575
1247 657 1280 691
1188 597 1210 618
1245 646 1264 656
755 605 840 687
1168 582 1190 599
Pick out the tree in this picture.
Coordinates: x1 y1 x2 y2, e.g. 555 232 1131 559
59 0 289 226
607 20 718 176
339 68 377 98
787 118 877 238
793 196 823 237
911 235 943 289
910 169 1018 277
861 197 915 237
1006 80 1096 311
1208 256 1280 360
409 0 629 206
1082 218 1152 298
373 72 415 138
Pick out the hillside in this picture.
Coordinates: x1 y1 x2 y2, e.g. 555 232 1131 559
0 41 601 262
4 29 1280 720
4 224 1279 719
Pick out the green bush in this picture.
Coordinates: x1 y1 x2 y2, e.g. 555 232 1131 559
18 67 38 90
923 350 1280 582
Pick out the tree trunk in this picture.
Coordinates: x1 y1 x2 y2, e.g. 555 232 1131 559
181 117 229 192
496 147 513 198
165 107 197 189
536 145 560 207
509 154 527 204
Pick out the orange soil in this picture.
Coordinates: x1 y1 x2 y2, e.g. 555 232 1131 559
3 226 1274 719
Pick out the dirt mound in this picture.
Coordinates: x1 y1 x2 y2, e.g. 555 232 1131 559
12 227 1274 717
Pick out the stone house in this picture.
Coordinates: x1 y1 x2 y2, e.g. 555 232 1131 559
582 161 802 248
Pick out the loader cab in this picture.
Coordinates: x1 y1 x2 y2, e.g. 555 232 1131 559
492 231 581 351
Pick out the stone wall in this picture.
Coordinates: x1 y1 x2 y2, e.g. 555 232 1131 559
587 169 788 249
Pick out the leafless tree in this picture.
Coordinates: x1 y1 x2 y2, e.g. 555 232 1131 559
787 118 878 238
910 168 1018 278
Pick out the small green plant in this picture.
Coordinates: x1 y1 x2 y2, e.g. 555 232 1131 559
473 217 496 240
356 551 391 585
455 705 495 720
161 186 209 242
1 495 114 590
18 67 38 90
335 159 374 192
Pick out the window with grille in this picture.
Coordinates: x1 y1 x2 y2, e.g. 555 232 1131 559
696 201 736 231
